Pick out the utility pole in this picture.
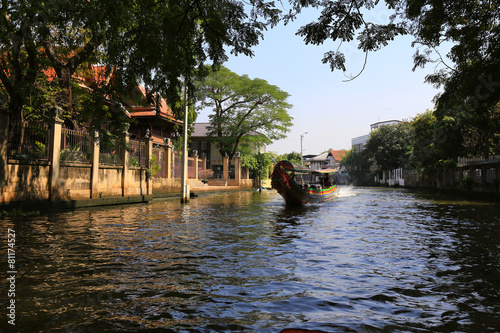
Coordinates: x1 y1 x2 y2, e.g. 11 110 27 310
181 84 190 203
300 132 308 166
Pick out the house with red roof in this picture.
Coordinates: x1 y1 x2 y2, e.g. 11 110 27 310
42 64 183 140
305 149 346 170
46 64 183 149
125 85 182 145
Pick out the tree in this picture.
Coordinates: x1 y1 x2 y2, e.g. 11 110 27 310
285 0 406 79
0 0 281 190
241 151 272 191
0 0 281 121
286 1 500 121
284 152 302 165
340 148 371 184
411 110 443 168
364 122 414 172
195 66 293 160
412 106 500 167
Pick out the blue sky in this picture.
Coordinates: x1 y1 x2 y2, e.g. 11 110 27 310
197 7 444 155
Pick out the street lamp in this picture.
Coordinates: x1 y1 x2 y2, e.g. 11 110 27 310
300 132 308 166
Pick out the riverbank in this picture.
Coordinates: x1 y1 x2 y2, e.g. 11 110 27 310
0 194 154 214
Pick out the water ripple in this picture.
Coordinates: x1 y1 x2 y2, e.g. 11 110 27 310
1 188 500 332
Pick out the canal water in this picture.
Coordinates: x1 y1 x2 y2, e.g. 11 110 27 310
1 187 500 332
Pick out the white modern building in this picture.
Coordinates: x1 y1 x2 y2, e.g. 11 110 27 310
351 120 404 186
351 120 401 152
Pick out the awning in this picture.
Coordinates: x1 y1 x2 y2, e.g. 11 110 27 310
277 160 337 174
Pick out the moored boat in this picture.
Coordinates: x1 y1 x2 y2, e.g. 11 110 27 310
271 160 339 205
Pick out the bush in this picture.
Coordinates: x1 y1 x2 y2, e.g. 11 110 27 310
460 176 474 190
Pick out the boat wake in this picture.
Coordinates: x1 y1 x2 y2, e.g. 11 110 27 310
336 186 358 198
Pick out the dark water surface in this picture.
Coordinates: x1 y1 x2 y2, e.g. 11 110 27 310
1 187 500 332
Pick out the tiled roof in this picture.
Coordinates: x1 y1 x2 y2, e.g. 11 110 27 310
44 65 181 124
192 123 211 137
329 149 347 161
128 85 182 124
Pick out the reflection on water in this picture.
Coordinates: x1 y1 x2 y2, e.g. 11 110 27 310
1 187 500 332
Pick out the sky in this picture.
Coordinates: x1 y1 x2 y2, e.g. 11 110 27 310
197 6 444 156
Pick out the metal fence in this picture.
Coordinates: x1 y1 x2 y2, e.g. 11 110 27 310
152 147 166 178
458 155 500 166
207 159 224 179
99 139 123 166
172 151 182 178
129 139 146 167
60 127 92 163
7 121 50 161
7 123 240 181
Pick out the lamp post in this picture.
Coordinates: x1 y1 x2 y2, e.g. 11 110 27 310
181 83 190 203
300 132 308 166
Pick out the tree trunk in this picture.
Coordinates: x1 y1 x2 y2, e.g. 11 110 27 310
60 67 73 114
0 112 9 193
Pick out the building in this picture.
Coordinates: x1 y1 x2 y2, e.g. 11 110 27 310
304 150 346 170
351 120 404 186
189 122 266 178
351 120 401 151
304 150 349 184
190 123 266 160
126 85 183 146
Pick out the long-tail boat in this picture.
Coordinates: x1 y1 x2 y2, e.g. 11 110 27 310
271 160 339 205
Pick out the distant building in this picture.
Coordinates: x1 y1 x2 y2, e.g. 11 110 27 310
351 134 369 152
350 120 404 186
303 150 349 184
189 122 266 179
351 120 401 151
190 122 266 161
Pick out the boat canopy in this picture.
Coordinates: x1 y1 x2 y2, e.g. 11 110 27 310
276 160 337 174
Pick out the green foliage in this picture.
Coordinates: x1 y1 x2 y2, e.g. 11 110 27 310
146 154 161 178
2 0 278 123
195 66 293 160
0 208 40 217
412 105 500 167
60 145 90 163
340 148 371 184
460 176 474 191
99 153 119 165
284 152 302 165
241 152 272 180
365 122 414 172
286 0 406 77
287 1 500 112
34 141 46 158
128 157 139 167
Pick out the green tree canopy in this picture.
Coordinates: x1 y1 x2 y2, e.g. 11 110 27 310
340 148 371 184
195 66 293 160
0 0 280 121
364 122 414 172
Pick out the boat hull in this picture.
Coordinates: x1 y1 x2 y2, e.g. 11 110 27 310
271 161 338 205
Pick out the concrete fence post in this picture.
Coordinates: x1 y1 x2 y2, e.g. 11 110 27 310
223 154 229 185
193 150 199 180
145 137 153 195
49 108 64 201
121 125 130 196
90 130 100 198
234 152 241 186
164 138 172 179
